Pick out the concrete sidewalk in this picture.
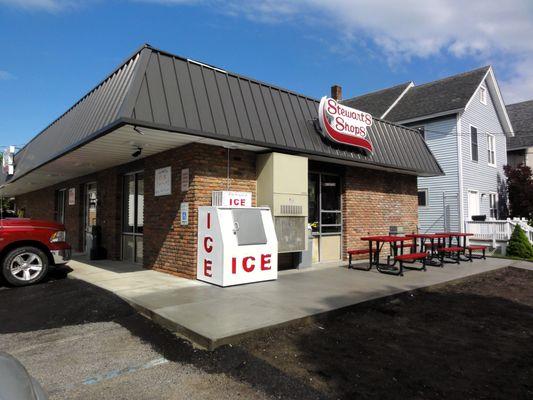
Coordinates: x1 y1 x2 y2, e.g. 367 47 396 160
67 256 521 349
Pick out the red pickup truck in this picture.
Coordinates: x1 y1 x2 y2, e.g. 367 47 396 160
0 218 71 286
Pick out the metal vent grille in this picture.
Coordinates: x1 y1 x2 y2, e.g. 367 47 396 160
280 204 303 215
212 191 223 206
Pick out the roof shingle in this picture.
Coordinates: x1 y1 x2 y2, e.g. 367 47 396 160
506 100 533 149
385 66 490 122
342 82 412 117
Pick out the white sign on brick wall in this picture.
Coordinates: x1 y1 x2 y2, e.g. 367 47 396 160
68 188 76 206
181 168 189 192
180 202 189 225
155 166 172 196
212 191 252 207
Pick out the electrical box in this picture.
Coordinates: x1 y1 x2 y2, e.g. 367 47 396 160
197 206 278 287
257 152 308 253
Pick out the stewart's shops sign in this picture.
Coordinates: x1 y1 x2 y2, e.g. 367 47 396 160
318 97 373 152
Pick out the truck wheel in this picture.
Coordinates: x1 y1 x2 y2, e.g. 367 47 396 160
2 247 49 286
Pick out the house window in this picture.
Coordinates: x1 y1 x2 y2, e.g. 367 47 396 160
55 189 66 224
487 134 496 166
470 126 478 161
489 193 498 219
418 189 428 207
480 86 487 105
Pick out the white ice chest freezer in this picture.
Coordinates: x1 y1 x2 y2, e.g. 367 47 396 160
197 206 278 287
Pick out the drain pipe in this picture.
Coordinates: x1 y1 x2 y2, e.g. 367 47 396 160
227 147 230 191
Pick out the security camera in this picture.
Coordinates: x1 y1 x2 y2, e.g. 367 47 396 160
132 146 143 158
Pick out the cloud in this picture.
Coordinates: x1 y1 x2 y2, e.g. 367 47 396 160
498 57 533 104
0 70 15 80
5 0 533 101
191 0 533 102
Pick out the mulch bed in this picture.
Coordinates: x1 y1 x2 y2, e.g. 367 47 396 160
239 267 533 399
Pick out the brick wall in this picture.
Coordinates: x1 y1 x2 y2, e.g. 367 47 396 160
342 167 418 259
15 143 417 276
144 143 256 278
16 180 85 252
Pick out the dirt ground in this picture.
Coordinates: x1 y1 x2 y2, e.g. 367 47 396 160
240 267 533 399
2 266 532 399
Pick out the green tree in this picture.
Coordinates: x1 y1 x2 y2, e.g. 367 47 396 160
506 224 533 259
503 164 533 219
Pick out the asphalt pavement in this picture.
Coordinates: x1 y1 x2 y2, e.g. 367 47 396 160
0 267 324 400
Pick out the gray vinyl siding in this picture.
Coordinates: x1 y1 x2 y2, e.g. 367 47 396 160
460 80 507 222
416 117 460 232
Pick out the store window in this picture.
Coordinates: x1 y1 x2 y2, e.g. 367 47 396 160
487 134 496 166
489 193 498 219
418 189 428 207
122 172 144 263
308 172 342 235
470 126 478 161
55 189 66 223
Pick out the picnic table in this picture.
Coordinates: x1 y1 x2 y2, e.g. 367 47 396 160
435 232 473 247
359 235 426 276
405 233 448 267
435 232 474 262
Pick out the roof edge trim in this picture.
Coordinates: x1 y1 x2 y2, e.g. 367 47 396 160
13 44 147 157
381 82 415 119
394 108 463 125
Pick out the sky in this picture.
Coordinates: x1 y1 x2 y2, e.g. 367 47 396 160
1 0 533 147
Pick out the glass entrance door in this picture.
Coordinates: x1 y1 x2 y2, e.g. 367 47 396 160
84 183 97 253
308 172 342 262
122 172 144 263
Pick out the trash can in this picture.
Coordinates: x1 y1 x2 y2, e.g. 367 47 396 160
89 225 107 260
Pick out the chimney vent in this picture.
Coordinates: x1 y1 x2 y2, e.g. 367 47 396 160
331 85 342 100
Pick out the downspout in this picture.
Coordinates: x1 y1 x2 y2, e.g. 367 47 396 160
456 113 465 233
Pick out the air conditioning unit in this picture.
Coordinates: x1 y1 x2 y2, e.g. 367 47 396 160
257 152 308 253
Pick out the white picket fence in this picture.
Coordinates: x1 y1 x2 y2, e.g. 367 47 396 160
465 218 533 247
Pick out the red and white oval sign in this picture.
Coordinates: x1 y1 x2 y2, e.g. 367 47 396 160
318 96 373 152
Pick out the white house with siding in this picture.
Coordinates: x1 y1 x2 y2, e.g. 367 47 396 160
344 66 513 234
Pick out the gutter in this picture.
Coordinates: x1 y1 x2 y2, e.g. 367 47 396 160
2 113 444 195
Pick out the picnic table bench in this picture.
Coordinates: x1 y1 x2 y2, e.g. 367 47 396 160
438 246 463 264
406 233 448 267
465 245 487 261
347 248 371 270
394 252 427 273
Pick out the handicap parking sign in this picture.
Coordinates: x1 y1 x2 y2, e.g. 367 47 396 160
180 202 189 226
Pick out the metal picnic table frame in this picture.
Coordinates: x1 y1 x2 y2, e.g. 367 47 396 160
435 232 474 261
360 235 418 276
405 233 449 267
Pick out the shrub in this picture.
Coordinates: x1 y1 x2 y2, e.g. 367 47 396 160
506 225 533 259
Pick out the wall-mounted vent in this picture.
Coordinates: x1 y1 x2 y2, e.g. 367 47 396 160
257 152 308 253
280 204 303 215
